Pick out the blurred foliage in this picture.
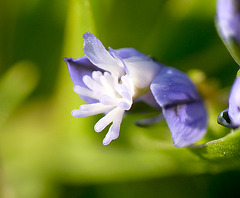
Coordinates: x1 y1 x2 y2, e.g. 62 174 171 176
1 0 240 197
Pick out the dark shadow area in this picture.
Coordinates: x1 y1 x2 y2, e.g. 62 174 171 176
57 171 240 198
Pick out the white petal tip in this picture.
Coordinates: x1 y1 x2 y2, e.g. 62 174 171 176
94 124 102 133
71 109 80 117
103 138 111 145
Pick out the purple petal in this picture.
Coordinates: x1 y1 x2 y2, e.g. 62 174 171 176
216 0 240 45
65 57 100 86
115 48 148 59
150 67 200 107
150 66 207 147
163 101 207 147
229 76 240 126
83 32 124 76
82 32 114 65
64 57 102 103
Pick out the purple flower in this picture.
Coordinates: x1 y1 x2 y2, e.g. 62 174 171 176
65 32 207 147
218 77 240 129
216 0 240 128
216 0 240 65
229 76 240 126
217 0 240 43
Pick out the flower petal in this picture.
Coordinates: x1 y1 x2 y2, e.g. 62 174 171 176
83 32 124 76
124 58 163 89
109 47 129 74
115 48 148 59
72 103 113 117
229 76 240 126
162 101 207 147
216 0 240 45
65 57 99 86
216 0 240 65
102 108 124 145
64 57 100 103
150 66 207 147
150 67 200 107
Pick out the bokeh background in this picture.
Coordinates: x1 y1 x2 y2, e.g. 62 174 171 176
1 0 240 197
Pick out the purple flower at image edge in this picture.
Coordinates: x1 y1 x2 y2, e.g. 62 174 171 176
216 0 240 45
216 0 240 129
216 0 240 66
65 32 207 147
217 76 240 129
229 76 240 127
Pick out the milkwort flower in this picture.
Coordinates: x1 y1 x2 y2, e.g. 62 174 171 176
65 32 207 147
216 0 240 128
218 77 240 129
229 76 240 127
216 0 240 65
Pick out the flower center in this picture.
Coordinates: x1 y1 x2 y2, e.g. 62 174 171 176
71 71 135 145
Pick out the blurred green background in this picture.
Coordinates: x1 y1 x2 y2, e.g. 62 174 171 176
1 0 240 197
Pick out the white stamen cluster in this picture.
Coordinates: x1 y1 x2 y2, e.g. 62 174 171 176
72 71 135 145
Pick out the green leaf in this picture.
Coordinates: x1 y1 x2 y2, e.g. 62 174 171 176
191 128 240 161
